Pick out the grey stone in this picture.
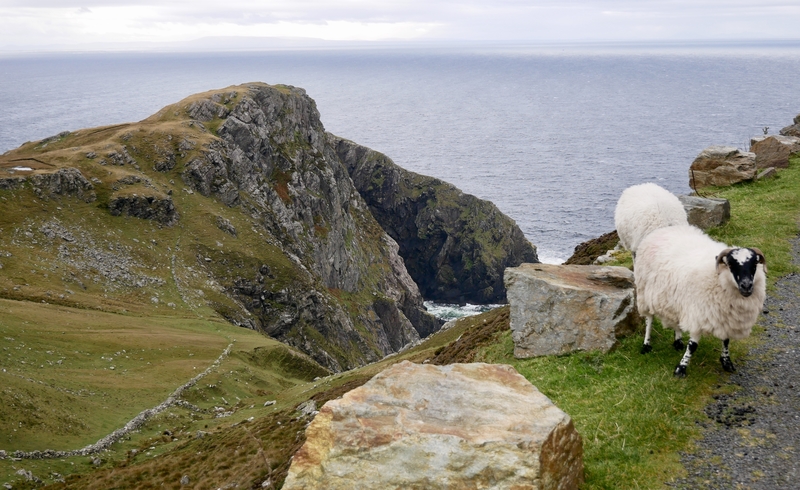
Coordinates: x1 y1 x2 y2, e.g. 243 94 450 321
283 361 584 490
750 135 800 169
757 167 778 180
689 146 756 189
678 195 731 230
215 215 237 236
505 263 639 358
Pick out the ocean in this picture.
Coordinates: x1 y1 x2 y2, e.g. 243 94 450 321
2 42 800 264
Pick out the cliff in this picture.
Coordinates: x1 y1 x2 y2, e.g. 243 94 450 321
331 136 539 303
0 82 534 371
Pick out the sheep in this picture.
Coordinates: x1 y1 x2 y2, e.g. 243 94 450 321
634 224 766 377
614 183 688 257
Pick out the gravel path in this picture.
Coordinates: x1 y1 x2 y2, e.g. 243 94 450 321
673 238 800 489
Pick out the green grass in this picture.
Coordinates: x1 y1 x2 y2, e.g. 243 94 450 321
703 154 800 283
480 326 729 489
472 156 800 488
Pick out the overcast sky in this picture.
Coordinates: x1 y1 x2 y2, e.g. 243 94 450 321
1 1 799 51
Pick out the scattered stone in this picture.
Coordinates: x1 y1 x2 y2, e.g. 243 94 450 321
757 166 778 181
689 146 756 189
677 195 731 230
295 400 317 417
215 215 237 236
180 475 190 486
283 361 584 490
505 263 639 358
264 400 276 407
750 135 800 168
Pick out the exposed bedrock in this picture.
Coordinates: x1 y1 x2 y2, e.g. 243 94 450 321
330 135 539 304
177 83 439 370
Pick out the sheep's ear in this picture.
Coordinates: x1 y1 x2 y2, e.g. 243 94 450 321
751 247 767 273
716 248 733 267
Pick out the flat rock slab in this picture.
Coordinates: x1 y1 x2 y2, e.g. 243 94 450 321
505 264 638 358
689 145 756 189
678 195 730 230
283 361 584 490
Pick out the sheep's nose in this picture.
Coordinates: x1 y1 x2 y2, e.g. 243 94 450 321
739 279 753 297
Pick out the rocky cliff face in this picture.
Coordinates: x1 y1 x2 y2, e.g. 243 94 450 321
158 83 441 370
331 136 539 304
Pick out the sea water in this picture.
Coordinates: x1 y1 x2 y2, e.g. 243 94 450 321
2 42 800 268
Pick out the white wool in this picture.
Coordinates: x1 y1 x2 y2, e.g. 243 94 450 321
634 225 766 341
614 183 688 253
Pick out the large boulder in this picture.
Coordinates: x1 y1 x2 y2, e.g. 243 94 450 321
677 195 730 230
505 264 638 358
779 113 800 137
283 361 584 490
749 135 800 169
689 146 756 189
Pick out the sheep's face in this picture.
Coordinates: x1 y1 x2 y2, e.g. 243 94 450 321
716 247 766 297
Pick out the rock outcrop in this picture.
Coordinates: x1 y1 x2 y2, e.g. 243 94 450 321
331 135 539 304
677 195 730 230
779 113 800 137
0 167 98 202
563 231 619 266
283 361 584 490
750 135 800 169
689 146 756 189
108 192 179 226
505 263 638 358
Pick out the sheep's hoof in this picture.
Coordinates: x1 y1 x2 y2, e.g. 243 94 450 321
673 365 688 377
720 356 736 372
672 339 685 351
641 344 653 354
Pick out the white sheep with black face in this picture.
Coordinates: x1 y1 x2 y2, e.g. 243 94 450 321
634 225 766 377
614 183 688 257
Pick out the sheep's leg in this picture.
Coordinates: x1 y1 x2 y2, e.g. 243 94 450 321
720 339 736 372
674 336 699 377
672 329 685 351
641 315 653 354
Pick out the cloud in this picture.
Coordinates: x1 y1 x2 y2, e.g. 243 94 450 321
0 1 799 50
